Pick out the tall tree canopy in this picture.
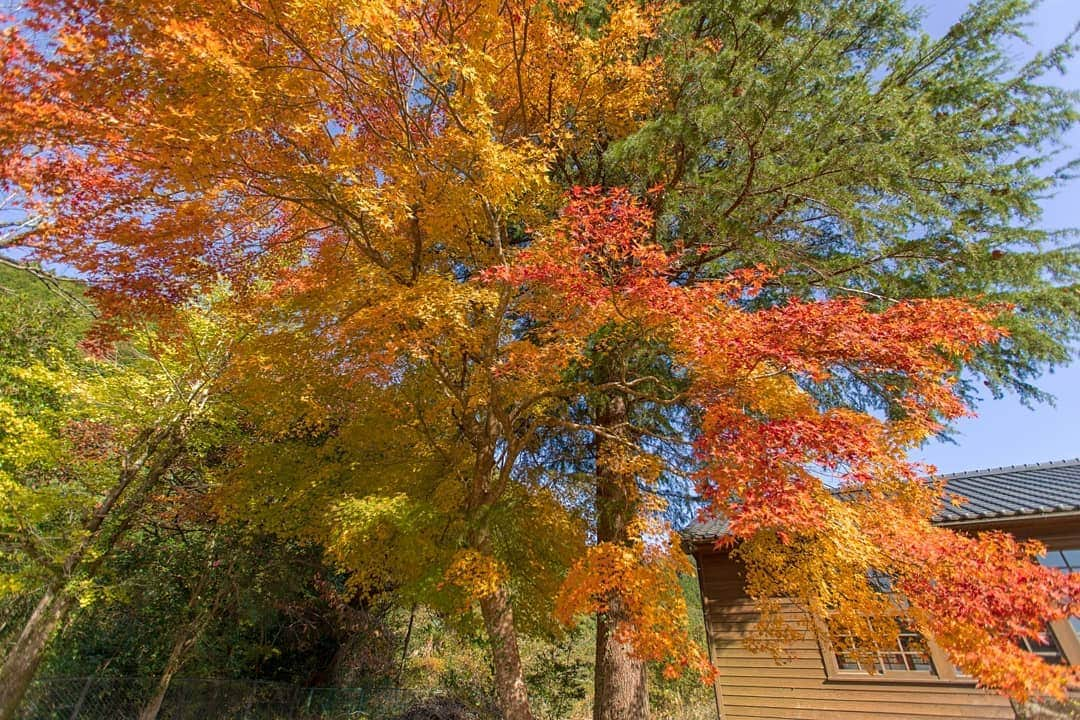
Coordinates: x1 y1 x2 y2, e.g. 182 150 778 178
1 0 1079 718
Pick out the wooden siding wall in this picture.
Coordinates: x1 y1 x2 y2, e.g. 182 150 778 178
938 515 1080 550
696 551 1016 720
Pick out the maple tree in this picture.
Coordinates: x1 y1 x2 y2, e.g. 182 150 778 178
1 0 664 716
487 187 1079 701
2 0 1080 718
550 0 1080 712
573 0 1080 712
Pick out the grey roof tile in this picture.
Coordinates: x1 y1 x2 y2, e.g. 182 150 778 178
683 514 730 543
934 458 1080 523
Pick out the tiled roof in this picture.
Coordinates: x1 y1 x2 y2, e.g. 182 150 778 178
934 458 1080 523
684 458 1080 542
683 514 730 544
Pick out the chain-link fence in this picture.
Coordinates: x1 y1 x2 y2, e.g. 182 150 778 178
17 677 416 720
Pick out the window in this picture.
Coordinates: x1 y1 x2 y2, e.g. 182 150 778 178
1018 632 1067 665
821 548 1080 682
1041 549 1080 573
822 570 951 681
1035 547 1080 663
833 620 935 674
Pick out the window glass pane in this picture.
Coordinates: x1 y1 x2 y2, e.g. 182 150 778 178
1041 551 1068 569
868 570 893 593
908 654 932 671
1019 632 1066 665
897 626 933 672
899 634 928 655
1039 548 1080 572
836 654 861 671
1037 547 1080 650
880 653 907 671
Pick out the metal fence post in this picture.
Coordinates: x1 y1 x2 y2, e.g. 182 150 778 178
66 676 95 720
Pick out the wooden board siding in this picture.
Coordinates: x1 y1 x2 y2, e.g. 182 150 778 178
696 551 1016 720
937 514 1080 550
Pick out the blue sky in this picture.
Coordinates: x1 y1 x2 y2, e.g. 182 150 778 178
912 0 1080 474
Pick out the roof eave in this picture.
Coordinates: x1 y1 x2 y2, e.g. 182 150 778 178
934 508 1080 528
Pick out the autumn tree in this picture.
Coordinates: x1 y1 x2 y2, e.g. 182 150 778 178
1 0 665 716
490 187 1078 704
216 345 590 711
3 0 1080 719
554 0 1080 713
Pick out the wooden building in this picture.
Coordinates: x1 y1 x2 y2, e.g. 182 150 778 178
686 459 1080 720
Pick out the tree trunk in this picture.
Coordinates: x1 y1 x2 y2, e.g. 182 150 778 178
137 669 175 720
593 394 650 720
594 602 650 720
137 619 202 720
479 586 535 720
0 588 76 720
139 533 228 720
140 621 188 719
